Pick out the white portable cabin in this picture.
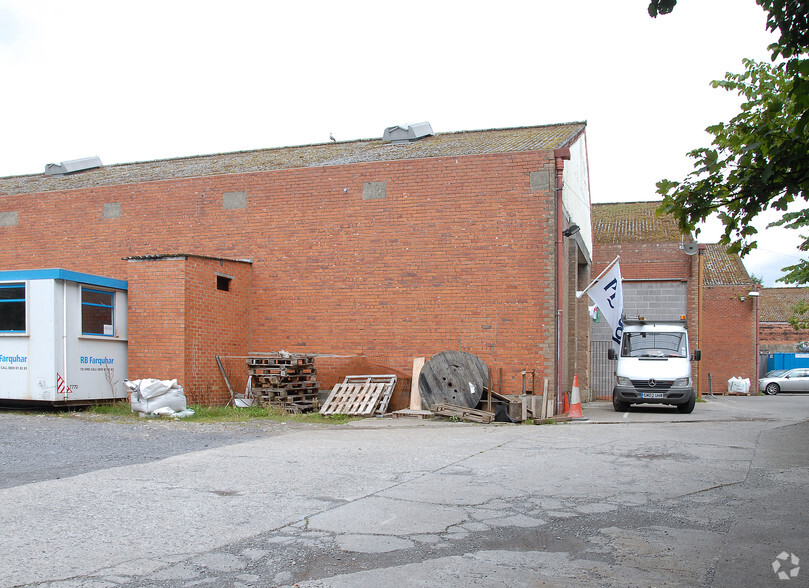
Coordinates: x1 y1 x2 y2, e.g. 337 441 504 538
0 269 128 406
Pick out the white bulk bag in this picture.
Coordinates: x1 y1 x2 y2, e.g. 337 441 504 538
125 378 187 414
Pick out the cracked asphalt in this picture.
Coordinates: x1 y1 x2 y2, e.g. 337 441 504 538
1 395 807 587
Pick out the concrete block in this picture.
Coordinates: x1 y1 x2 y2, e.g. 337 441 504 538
102 203 121 219
223 191 247 209
362 181 387 200
529 170 550 192
0 211 17 227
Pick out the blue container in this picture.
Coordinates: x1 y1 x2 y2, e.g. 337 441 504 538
767 353 809 372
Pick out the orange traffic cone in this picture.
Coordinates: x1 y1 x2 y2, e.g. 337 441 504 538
568 374 589 421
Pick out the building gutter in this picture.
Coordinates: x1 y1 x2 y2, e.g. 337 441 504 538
696 244 705 395
753 285 760 381
554 148 571 414
63 280 69 403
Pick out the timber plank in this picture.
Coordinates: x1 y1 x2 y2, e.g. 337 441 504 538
433 402 495 424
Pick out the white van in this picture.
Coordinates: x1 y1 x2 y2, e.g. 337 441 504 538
608 319 700 413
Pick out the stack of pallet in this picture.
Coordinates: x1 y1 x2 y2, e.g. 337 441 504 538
247 354 320 411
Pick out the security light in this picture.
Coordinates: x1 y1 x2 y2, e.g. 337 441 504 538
562 224 580 238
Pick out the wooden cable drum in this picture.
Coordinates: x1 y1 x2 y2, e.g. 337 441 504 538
418 351 488 410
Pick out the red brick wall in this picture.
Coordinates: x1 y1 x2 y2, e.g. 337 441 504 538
564 241 589 398
126 256 253 404
593 242 692 280
699 285 757 392
184 257 252 404
593 240 696 336
127 258 187 385
593 241 709 389
594 239 757 394
760 322 806 353
0 151 577 400
575 259 592 398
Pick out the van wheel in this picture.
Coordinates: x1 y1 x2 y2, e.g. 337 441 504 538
677 393 696 414
613 392 630 412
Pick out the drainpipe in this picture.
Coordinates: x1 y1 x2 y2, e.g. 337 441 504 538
554 148 570 414
753 286 760 381
696 244 705 395
63 280 68 402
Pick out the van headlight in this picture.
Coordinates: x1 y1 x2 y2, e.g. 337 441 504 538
672 377 690 388
617 376 632 386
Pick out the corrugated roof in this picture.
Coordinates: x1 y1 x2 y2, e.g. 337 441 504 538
592 201 686 243
0 122 586 196
759 287 809 322
702 243 753 286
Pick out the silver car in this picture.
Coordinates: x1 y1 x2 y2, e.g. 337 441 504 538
759 368 809 395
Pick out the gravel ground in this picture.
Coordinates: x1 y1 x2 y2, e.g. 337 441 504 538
0 410 311 490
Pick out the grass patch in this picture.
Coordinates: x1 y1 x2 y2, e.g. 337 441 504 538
85 402 133 416
85 402 359 424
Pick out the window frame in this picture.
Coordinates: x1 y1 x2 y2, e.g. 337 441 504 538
0 282 26 334
621 331 687 358
81 286 115 337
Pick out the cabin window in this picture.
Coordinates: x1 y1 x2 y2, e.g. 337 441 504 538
82 287 115 336
0 283 25 332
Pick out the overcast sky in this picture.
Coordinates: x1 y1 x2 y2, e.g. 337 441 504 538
0 0 804 286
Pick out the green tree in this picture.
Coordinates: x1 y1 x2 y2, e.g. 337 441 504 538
651 1 809 285
790 300 809 329
648 0 677 17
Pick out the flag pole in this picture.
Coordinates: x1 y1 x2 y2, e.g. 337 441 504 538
577 255 621 299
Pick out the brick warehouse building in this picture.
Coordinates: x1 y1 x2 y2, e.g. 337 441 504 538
0 122 593 405
759 287 809 355
591 201 758 396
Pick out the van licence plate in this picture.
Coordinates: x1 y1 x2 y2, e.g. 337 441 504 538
641 393 665 399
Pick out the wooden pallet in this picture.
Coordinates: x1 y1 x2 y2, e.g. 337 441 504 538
270 401 314 414
392 409 433 419
252 387 319 399
248 355 315 367
253 376 318 388
250 366 317 376
320 375 397 416
252 380 319 390
433 402 495 424
254 392 319 412
247 353 320 411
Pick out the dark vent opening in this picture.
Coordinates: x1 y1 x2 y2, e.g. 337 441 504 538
216 275 231 291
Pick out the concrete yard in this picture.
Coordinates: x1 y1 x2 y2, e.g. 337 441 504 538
1 395 807 587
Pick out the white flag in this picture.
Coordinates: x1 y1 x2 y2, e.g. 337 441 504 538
585 260 624 346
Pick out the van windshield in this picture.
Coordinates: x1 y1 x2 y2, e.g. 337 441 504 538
621 332 687 358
